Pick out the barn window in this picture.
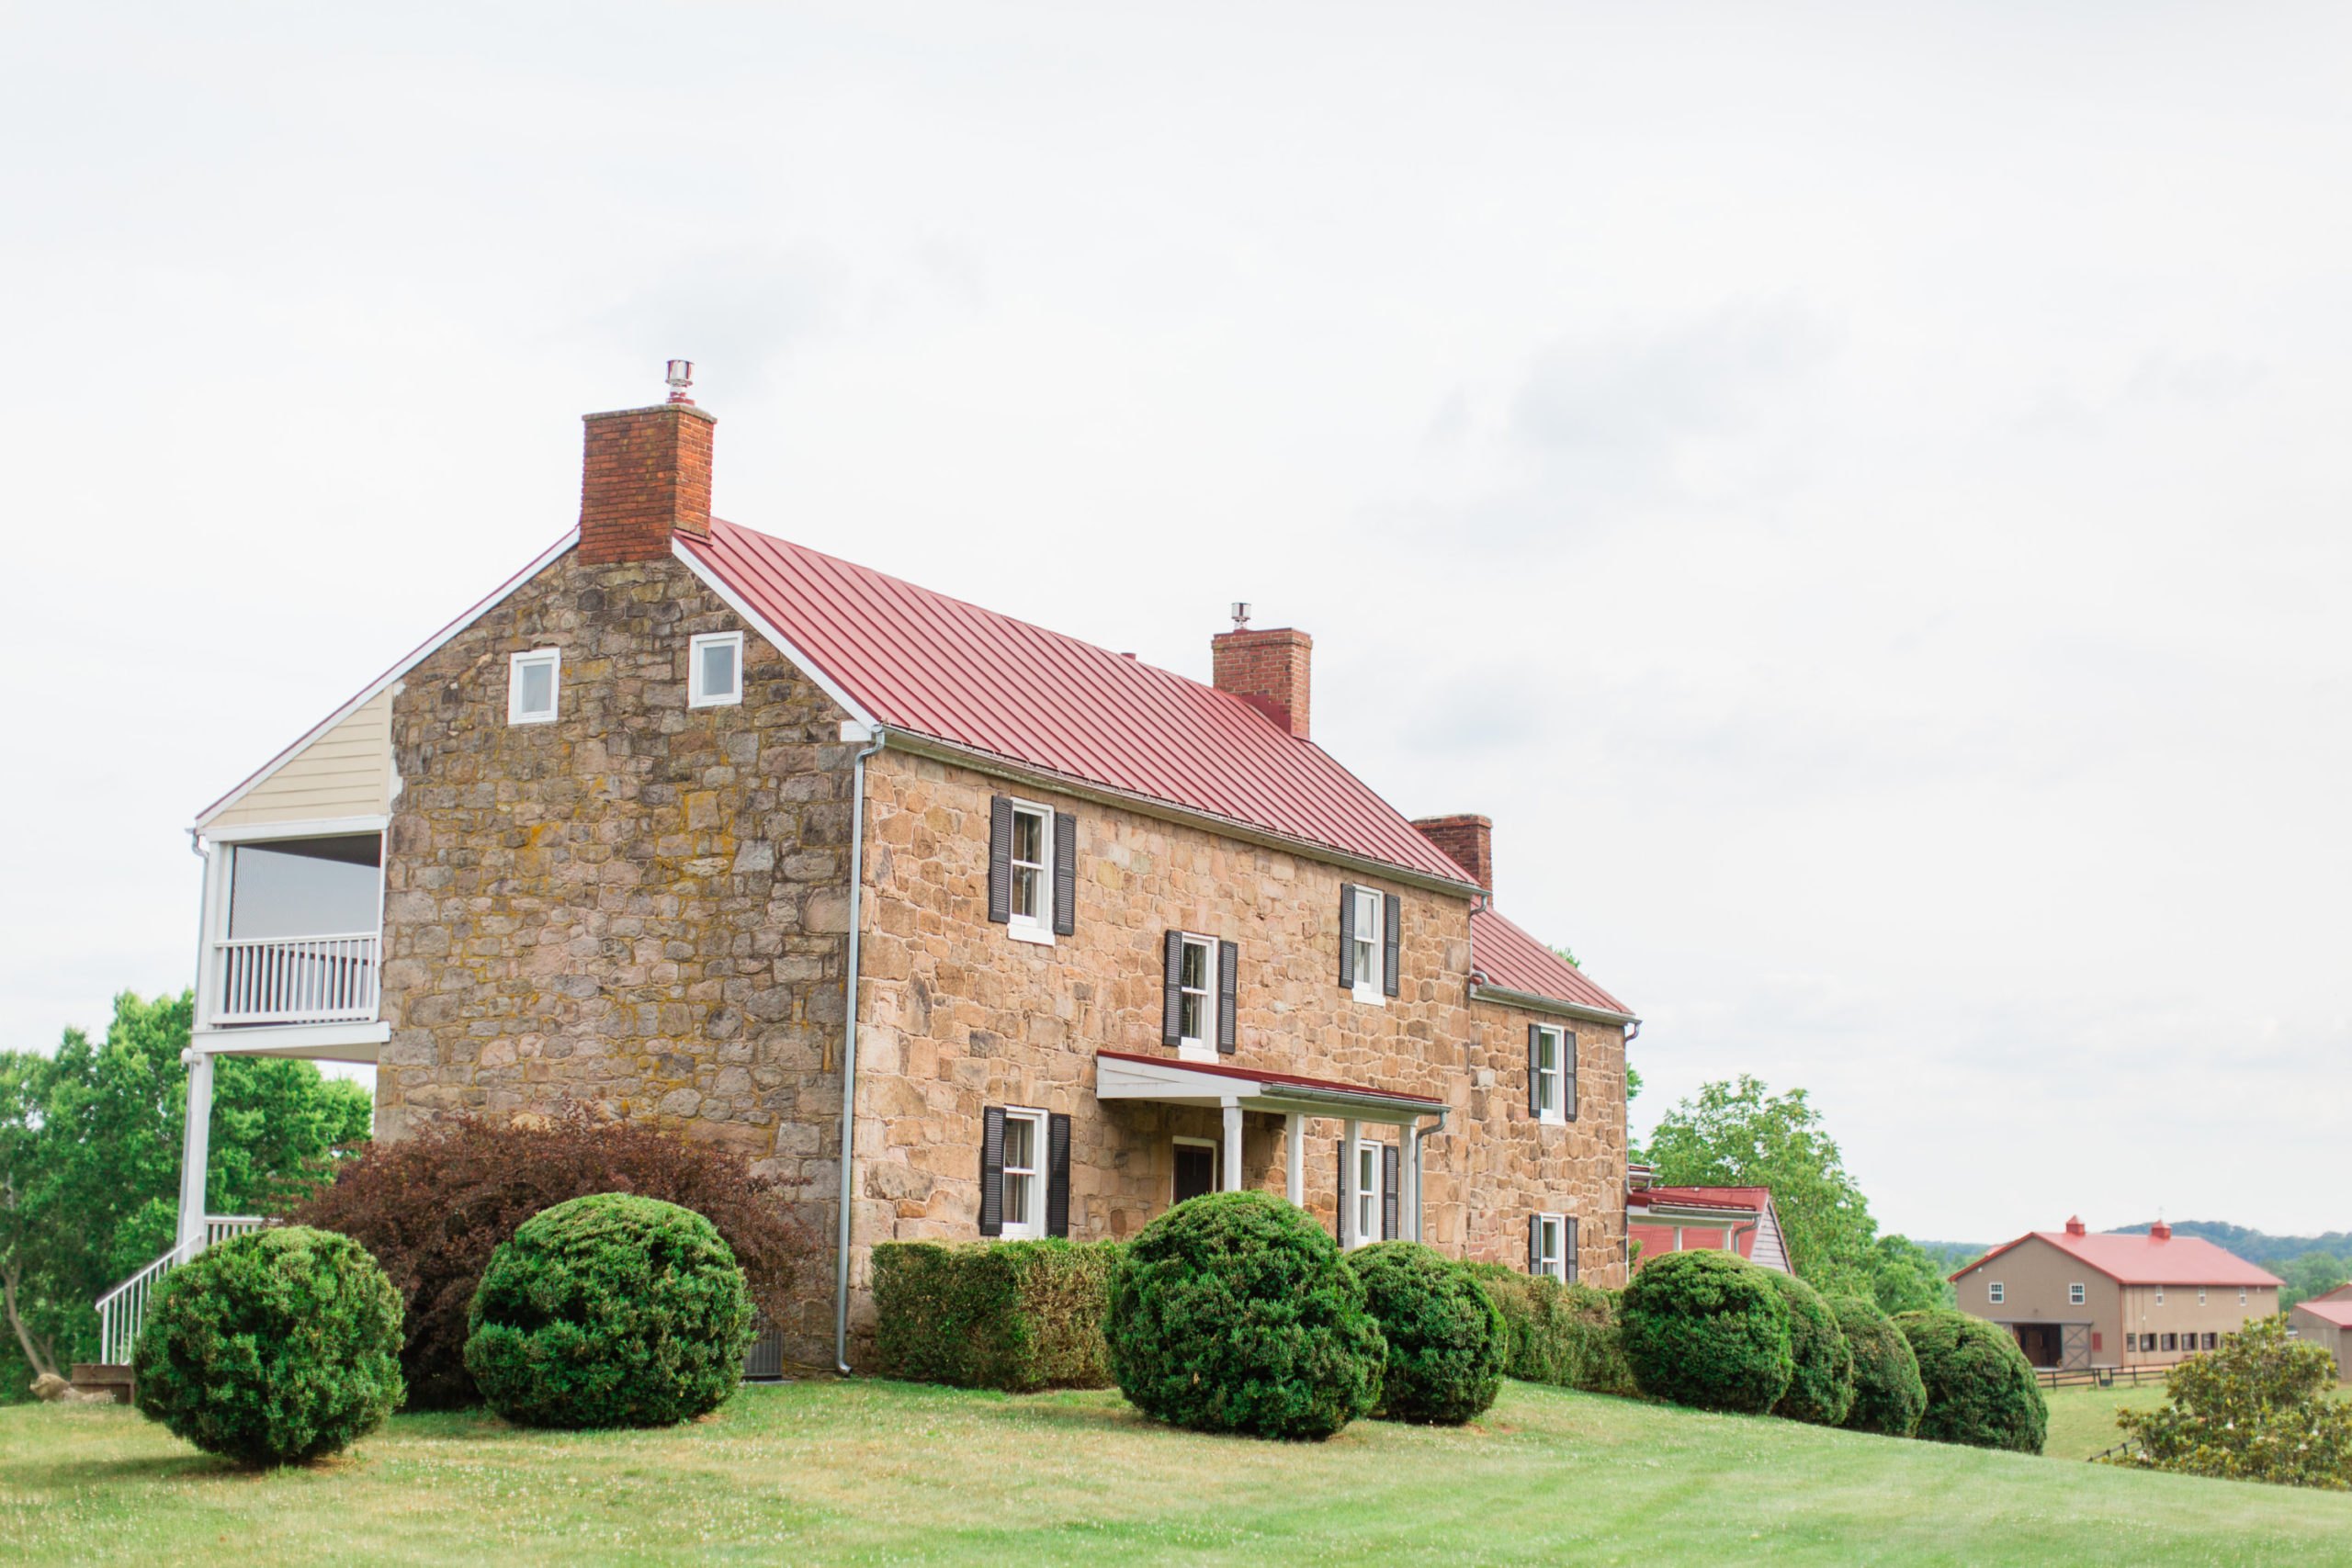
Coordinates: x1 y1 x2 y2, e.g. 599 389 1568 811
1987 1281 2005 1305
2069 1282 2085 1305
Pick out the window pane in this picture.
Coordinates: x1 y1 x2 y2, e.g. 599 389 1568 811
701 640 736 696
229 842 381 939
520 660 552 714
1180 992 1203 1041
1180 941 1206 991
1004 1118 1033 1170
1012 812 1042 865
1004 1171 1030 1225
1013 866 1040 919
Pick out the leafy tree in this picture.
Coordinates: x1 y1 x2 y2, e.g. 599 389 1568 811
1645 1076 1880 1295
2109 1316 2352 1489
2278 1250 2351 1314
1868 1233 1958 1314
0 991 370 1395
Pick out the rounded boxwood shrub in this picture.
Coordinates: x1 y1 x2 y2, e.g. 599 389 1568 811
1349 1242 1507 1424
1106 1190 1385 1439
463 1192 756 1428
1763 1270 1854 1426
1618 1249 1792 1413
133 1225 403 1466
1829 1295 1926 1438
1895 1308 2047 1454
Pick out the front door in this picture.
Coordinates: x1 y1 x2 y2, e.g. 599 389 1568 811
1173 1144 1216 1205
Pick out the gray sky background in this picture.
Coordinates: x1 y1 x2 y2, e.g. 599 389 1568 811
5 3 2347 1242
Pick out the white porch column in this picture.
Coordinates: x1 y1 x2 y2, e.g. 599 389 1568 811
1340 1117 1361 1248
1405 1121 1422 1241
1221 1098 1243 1192
175 1048 214 1258
1284 1112 1305 1207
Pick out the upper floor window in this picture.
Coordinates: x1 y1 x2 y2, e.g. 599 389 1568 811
688 631 743 707
1531 1024 1569 1123
1177 933 1214 1058
1987 1281 2005 1304
2240 1289 2247 1305
2069 1282 2086 1305
508 649 560 724
1339 882 1398 1003
2198 1288 2207 1306
988 796 1074 942
2155 1288 2165 1306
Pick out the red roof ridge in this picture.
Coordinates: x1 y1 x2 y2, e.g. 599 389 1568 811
1949 1228 2284 1287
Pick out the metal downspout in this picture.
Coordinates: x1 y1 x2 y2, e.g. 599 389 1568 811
1412 1109 1447 1243
834 728 886 1375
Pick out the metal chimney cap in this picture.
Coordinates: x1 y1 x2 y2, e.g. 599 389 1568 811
665 359 695 403
1230 601 1251 629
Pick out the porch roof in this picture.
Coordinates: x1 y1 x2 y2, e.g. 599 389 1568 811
1093 1049 1446 1126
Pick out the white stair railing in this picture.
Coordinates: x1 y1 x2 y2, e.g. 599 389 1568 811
210 932 379 1025
94 1215 268 1365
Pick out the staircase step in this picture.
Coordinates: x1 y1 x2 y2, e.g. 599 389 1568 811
69 1363 135 1404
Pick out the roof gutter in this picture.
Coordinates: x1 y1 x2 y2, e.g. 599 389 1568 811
833 723 886 1376
881 728 1486 900
1468 979 1639 1029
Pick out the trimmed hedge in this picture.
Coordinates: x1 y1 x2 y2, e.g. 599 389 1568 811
1348 1242 1507 1424
1464 1265 1638 1395
872 1238 1119 1392
1830 1295 1926 1438
1764 1270 1854 1427
1895 1308 2047 1455
464 1193 756 1428
133 1226 403 1466
1619 1250 1793 1414
1107 1191 1385 1439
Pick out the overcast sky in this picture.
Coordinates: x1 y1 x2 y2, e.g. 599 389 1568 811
6 4 2348 1242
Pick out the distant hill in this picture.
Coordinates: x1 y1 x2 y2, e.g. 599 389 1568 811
2105 1221 2352 1268
1915 1241 1996 1272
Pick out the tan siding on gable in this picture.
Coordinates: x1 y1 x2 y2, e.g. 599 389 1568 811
209 689 395 828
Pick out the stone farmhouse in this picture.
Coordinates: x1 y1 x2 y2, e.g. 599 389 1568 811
1950 1218 2281 1371
165 370 1638 1368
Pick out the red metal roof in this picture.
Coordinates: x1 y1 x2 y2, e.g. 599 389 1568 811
1952 1230 2284 1288
1629 1186 1775 1215
1094 1049 1445 1108
684 521 1475 885
2296 1300 2352 1328
1469 906 1634 1017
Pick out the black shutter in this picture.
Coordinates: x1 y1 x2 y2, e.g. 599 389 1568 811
1528 1024 1542 1117
1382 892 1401 998
1046 1112 1071 1238
1216 940 1238 1054
979 1106 1006 1235
1337 883 1356 987
1161 931 1184 1046
1529 1213 1541 1276
986 796 1013 924
1382 1144 1399 1240
1564 1028 1578 1122
1564 1216 1578 1284
1335 1139 1351 1244
1052 812 1077 935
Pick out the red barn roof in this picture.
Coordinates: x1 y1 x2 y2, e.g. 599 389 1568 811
1954 1229 2283 1288
683 520 1476 886
2296 1300 2352 1329
1469 906 1633 1018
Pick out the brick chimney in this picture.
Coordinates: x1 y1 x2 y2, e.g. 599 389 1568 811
1412 815 1493 893
1212 626 1312 739
578 400 715 565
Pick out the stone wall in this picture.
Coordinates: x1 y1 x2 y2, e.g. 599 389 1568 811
844 746 1628 1354
377 547 854 1349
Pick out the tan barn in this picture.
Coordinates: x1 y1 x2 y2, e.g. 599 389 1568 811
1950 1218 2281 1371
2290 1292 2352 1382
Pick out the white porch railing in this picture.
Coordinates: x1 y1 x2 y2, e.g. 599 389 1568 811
210 932 379 1025
94 1215 268 1365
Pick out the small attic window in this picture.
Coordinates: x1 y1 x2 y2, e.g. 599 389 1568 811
689 631 743 708
508 649 560 725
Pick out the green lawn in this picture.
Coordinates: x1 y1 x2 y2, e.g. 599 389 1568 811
5 1378 2350 1566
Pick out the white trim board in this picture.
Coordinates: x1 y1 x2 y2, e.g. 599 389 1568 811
191 1020 391 1063
204 814 390 845
194 530 582 830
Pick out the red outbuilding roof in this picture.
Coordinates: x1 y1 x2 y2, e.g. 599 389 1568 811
1954 1228 2283 1289
1629 1186 1775 1215
1469 906 1634 1018
2296 1300 2352 1329
682 520 1476 886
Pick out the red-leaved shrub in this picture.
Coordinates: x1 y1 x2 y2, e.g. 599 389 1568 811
286 1111 811 1409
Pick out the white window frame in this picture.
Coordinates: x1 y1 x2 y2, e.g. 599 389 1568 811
2240 1289 2247 1306
1988 1281 2005 1305
1350 885 1385 1006
1351 1136 1383 1249
1006 801 1055 945
2198 1288 2207 1306
1533 1024 1566 1124
2069 1282 2086 1306
687 630 744 708
2155 1288 2165 1306
1536 1213 1566 1281
998 1107 1047 1240
507 649 560 725
1175 932 1217 1062
1172 1134 1221 1198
